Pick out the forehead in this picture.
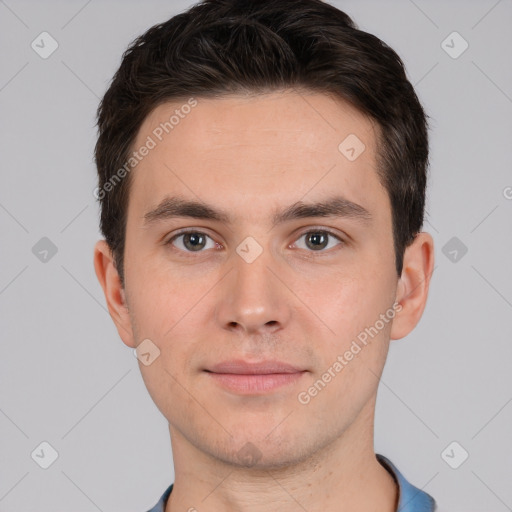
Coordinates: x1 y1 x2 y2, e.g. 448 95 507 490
127 90 387 224
138 90 377 155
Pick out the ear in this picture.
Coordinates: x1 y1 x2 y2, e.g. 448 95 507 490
390 232 435 341
93 239 136 348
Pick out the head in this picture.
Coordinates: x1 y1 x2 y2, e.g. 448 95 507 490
94 0 434 469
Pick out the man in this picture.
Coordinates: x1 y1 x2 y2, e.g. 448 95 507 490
93 0 436 510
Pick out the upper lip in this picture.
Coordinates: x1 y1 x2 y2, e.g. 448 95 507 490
205 359 305 375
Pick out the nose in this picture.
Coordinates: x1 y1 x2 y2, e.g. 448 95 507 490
214 242 292 337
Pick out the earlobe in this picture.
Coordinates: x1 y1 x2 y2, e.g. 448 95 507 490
93 240 136 348
390 232 435 341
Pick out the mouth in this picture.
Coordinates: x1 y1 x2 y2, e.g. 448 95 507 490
204 359 307 394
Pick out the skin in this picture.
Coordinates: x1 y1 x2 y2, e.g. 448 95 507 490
94 89 434 512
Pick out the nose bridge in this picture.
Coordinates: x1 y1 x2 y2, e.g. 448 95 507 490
216 236 290 333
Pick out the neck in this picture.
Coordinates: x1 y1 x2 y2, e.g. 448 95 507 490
165 398 398 512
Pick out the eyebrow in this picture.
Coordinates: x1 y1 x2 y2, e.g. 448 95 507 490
142 195 372 228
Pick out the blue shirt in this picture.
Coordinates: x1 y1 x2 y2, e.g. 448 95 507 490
146 453 436 511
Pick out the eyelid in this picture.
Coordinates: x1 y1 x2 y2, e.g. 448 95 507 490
295 226 345 240
165 228 220 248
291 227 345 251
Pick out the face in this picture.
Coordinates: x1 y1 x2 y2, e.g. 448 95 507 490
95 90 429 470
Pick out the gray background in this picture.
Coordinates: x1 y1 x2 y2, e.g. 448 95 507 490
1 0 511 511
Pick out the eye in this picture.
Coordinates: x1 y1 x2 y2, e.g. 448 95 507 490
293 229 344 252
166 230 219 253
165 228 344 255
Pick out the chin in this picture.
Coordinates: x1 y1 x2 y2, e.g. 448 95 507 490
211 430 318 470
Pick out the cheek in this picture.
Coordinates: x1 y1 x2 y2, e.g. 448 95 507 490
126 262 211 376
125 250 190 337
310 271 380 328
307 265 395 358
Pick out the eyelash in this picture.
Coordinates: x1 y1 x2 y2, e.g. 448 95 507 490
165 228 345 256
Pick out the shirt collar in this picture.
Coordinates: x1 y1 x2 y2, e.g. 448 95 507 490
377 454 437 511
146 454 436 512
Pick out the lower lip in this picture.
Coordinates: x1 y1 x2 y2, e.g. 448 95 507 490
205 371 306 394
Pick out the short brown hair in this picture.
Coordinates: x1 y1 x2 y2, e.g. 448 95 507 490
95 0 430 287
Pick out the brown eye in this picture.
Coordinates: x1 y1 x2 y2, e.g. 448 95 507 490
294 230 343 252
167 231 216 253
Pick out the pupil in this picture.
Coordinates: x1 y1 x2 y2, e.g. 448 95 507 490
184 233 205 251
307 232 327 250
